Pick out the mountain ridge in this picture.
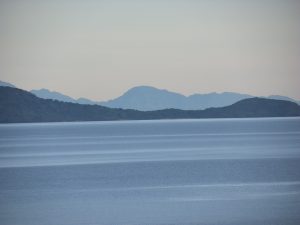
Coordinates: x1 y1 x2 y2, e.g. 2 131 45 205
30 88 77 103
29 85 300 110
1 81 300 110
1 86 299 123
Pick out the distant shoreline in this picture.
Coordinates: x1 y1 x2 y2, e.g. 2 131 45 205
1 86 300 124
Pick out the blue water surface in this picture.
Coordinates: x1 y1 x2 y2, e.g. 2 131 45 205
0 118 300 225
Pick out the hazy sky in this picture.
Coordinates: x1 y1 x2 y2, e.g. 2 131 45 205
0 0 299 100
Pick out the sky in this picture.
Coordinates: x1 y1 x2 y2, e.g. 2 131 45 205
0 0 299 101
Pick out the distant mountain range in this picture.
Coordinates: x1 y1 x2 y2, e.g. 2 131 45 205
1 86 300 123
100 86 255 110
27 86 300 111
1 81 300 110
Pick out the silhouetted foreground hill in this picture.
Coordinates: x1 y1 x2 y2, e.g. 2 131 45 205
1 87 300 123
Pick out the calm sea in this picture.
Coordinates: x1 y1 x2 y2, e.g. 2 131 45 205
0 118 300 225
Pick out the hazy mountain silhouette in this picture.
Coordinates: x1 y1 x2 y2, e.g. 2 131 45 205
0 80 298 110
99 86 254 110
76 97 98 105
29 85 300 110
0 81 16 88
100 86 188 110
1 86 299 123
100 86 300 110
30 88 101 105
267 95 298 103
30 89 77 103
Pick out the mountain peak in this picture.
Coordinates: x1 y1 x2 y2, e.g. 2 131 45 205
101 86 187 111
127 85 159 91
30 88 77 103
124 86 178 95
